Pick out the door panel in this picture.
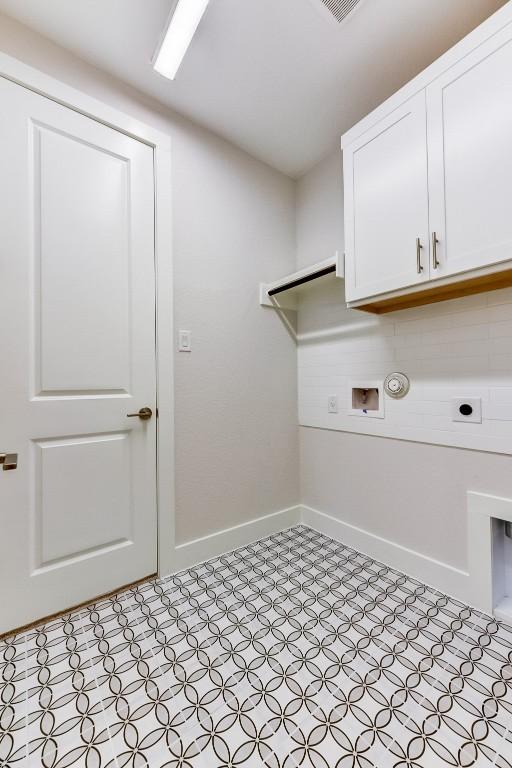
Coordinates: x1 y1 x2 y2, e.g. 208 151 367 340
35 123 131 394
0 77 157 635
427 26 512 278
35 433 132 569
344 91 430 302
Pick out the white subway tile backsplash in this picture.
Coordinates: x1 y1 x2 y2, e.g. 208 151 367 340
489 337 512 354
408 400 451 417
398 356 489 375
386 294 487 325
394 314 453 336
490 354 512 372
391 333 421 349
487 286 512 306
450 308 491 327
486 403 512 421
395 339 489 361
488 303 512 322
422 385 490 401
298 286 512 455
425 324 489 342
481 419 512 437
490 320 512 338
490 387 512 403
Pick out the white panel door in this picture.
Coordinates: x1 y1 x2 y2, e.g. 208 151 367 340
344 92 431 302
0 77 157 635
427 25 512 278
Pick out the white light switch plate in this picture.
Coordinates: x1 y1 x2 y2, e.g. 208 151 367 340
178 330 192 352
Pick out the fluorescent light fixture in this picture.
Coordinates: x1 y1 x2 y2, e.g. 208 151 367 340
153 0 210 80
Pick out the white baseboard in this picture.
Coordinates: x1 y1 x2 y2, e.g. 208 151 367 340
300 504 470 603
170 502 471 604
172 504 302 573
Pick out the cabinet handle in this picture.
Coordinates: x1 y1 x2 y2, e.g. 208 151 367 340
416 237 423 274
432 231 439 269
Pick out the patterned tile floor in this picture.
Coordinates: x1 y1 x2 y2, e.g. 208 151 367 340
2 525 512 767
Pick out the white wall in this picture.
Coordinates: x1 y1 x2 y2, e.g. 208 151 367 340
296 149 344 270
296 148 512 577
172 133 299 543
0 13 299 546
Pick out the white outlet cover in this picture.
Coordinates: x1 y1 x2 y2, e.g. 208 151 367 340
327 395 338 414
451 397 482 423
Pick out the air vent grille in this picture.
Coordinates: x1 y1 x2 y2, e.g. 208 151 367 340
320 0 362 24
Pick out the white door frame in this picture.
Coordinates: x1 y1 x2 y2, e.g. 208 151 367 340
0 51 175 577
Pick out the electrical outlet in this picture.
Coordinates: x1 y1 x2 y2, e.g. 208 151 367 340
328 395 338 414
451 397 481 423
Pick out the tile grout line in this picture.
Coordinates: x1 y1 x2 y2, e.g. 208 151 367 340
74 607 125 768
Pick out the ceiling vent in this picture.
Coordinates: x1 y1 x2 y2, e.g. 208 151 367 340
317 0 363 24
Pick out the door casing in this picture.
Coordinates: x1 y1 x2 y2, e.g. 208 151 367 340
0 51 175 578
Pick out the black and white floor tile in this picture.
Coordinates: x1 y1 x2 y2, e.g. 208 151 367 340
1 525 512 767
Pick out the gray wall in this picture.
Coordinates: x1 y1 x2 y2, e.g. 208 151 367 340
0 13 300 545
300 427 512 571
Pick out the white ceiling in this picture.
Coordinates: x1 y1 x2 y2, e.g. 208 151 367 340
0 0 506 177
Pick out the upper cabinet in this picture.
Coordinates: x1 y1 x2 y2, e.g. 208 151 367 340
343 5 512 309
344 92 430 301
427 26 512 279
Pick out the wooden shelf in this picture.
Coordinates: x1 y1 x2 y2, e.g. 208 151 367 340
353 268 512 314
260 255 342 308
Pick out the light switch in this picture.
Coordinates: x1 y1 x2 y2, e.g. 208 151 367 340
328 396 338 414
178 330 192 352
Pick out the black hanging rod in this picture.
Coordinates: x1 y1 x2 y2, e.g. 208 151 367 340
268 264 336 296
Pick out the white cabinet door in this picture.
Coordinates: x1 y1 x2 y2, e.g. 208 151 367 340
344 91 430 302
0 77 157 634
427 25 512 279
